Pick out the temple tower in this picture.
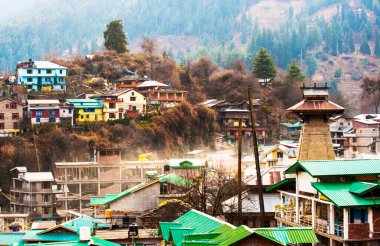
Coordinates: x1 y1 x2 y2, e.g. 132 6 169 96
287 84 345 160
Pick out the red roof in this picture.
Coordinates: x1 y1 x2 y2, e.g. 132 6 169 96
287 100 344 114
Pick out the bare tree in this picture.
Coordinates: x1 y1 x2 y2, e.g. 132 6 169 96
181 168 239 217
361 77 380 113
141 37 157 79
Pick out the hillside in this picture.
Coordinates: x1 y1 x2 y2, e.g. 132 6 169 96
1 0 380 113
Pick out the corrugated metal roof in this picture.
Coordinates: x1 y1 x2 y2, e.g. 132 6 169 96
312 182 380 207
90 174 190 206
34 61 67 69
254 227 318 245
266 178 296 192
349 181 380 195
285 159 380 177
137 80 168 88
22 172 54 182
160 210 235 246
27 99 60 105
160 222 182 241
212 225 252 246
171 228 194 246
287 100 344 112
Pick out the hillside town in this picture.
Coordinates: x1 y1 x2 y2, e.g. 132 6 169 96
2 1 380 245
0 54 379 246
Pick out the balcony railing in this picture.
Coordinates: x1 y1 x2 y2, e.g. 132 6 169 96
275 207 345 239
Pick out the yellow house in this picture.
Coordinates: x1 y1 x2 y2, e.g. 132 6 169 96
67 99 103 123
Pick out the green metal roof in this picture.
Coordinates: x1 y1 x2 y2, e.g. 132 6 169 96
0 233 25 246
170 228 195 246
349 181 380 196
26 236 119 246
211 225 252 246
160 222 182 241
91 174 192 206
160 210 234 246
312 182 380 208
254 227 318 245
159 174 194 187
184 232 221 242
266 178 296 192
23 229 79 242
285 159 380 177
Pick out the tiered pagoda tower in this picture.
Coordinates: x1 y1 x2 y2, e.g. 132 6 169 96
287 84 345 160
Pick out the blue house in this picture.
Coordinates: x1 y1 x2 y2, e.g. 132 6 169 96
16 58 67 92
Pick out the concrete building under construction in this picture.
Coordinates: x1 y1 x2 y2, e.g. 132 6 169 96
54 149 166 215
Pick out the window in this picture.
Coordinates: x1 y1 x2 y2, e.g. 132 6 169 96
36 118 41 123
27 69 32 74
0 123 4 129
68 109 72 114
49 118 56 123
340 122 343 126
132 106 136 111
350 208 368 223
59 77 64 82
46 77 51 82
50 110 56 116
130 97 136 101
12 113 19 119
277 152 284 158
109 103 116 109
353 138 357 143
10 103 17 109
80 115 84 119
0 114 4 120
38 69 41 74
47 69 52 74
86 115 90 119
59 70 63 74
353 146 357 151
5 104 9 109
109 113 116 119
13 122 18 129
27 78 33 82
84 108 95 113
132 92 134 96
35 111 43 117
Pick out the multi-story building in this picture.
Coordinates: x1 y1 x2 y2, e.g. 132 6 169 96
54 149 166 213
271 159 380 245
137 80 187 108
10 167 63 219
280 122 303 140
15 58 67 92
344 118 380 156
66 99 103 123
92 89 146 118
114 70 148 89
26 100 61 125
90 174 190 216
0 97 24 136
59 104 74 126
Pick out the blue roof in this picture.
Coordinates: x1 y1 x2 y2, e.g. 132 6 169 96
66 99 103 108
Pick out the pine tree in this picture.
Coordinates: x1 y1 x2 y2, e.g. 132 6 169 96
286 59 305 82
374 34 380 57
252 48 276 79
347 30 355 53
359 40 372 55
359 31 371 55
103 19 128 53
306 55 318 77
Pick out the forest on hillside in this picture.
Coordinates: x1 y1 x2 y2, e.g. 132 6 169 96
1 0 380 73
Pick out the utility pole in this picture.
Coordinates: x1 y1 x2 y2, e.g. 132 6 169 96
248 85 266 227
237 119 243 225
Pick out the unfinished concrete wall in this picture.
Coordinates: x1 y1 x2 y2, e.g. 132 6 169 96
110 182 160 213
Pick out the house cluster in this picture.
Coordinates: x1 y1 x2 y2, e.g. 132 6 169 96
199 98 268 144
0 59 189 136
